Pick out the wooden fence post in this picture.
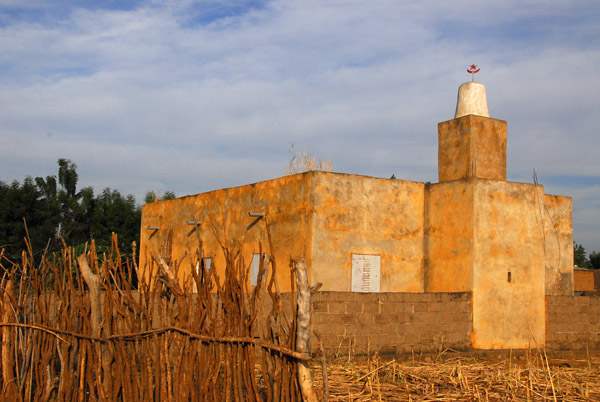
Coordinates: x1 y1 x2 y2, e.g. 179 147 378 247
1 278 18 397
294 258 317 402
77 253 110 400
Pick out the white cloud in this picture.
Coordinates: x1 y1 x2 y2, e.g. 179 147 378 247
1 0 599 250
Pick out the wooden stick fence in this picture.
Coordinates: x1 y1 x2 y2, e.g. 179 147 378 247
0 233 309 401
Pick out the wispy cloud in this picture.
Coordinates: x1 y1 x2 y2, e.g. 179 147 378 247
1 0 599 251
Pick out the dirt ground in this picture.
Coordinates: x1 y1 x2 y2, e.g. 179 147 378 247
310 349 600 401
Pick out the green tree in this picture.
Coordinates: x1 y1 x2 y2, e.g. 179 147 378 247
58 158 78 198
0 177 57 260
589 251 600 270
574 242 590 268
144 190 176 204
55 158 81 239
34 174 60 238
88 188 141 253
1 159 142 260
163 191 176 200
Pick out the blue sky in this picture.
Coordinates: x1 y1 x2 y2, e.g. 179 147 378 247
1 0 599 253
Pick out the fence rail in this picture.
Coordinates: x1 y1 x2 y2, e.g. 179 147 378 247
0 233 309 401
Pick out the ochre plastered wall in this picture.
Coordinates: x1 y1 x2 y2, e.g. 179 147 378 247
310 173 425 292
438 115 507 182
138 106 574 351
141 171 430 293
424 180 474 293
543 194 574 295
424 177 551 349
140 172 315 291
471 180 546 349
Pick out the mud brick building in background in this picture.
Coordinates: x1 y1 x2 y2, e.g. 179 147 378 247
140 80 583 354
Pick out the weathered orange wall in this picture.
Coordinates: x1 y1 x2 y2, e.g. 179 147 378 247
140 173 314 292
574 269 595 292
424 180 474 292
471 180 546 349
140 171 427 293
425 178 550 349
543 194 574 295
310 173 425 292
438 115 507 182
138 111 574 351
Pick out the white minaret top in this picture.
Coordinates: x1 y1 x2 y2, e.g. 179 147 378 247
454 81 490 118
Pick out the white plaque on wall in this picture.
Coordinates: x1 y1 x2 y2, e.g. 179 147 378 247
193 258 212 292
251 254 267 286
351 254 381 292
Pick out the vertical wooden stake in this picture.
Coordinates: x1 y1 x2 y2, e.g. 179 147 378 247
1 278 18 397
294 258 317 402
77 252 108 399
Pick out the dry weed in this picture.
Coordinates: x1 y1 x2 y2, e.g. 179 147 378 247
310 351 600 401
287 145 332 175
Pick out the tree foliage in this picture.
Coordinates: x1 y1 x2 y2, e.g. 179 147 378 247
144 190 176 204
589 251 600 270
574 242 591 269
0 159 142 261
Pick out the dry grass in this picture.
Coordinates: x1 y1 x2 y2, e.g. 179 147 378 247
310 350 600 401
286 145 332 175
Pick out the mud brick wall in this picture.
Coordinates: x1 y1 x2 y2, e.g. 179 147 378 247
574 270 595 292
546 295 600 350
310 292 472 356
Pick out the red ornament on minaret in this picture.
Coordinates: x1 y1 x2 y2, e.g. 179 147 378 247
467 64 480 81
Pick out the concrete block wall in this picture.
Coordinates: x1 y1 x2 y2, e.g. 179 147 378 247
310 292 472 356
546 295 600 350
573 270 595 292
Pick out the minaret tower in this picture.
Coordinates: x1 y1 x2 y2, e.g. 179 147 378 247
438 72 507 182
426 66 552 349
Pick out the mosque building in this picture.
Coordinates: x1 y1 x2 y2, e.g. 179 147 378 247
140 75 573 349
